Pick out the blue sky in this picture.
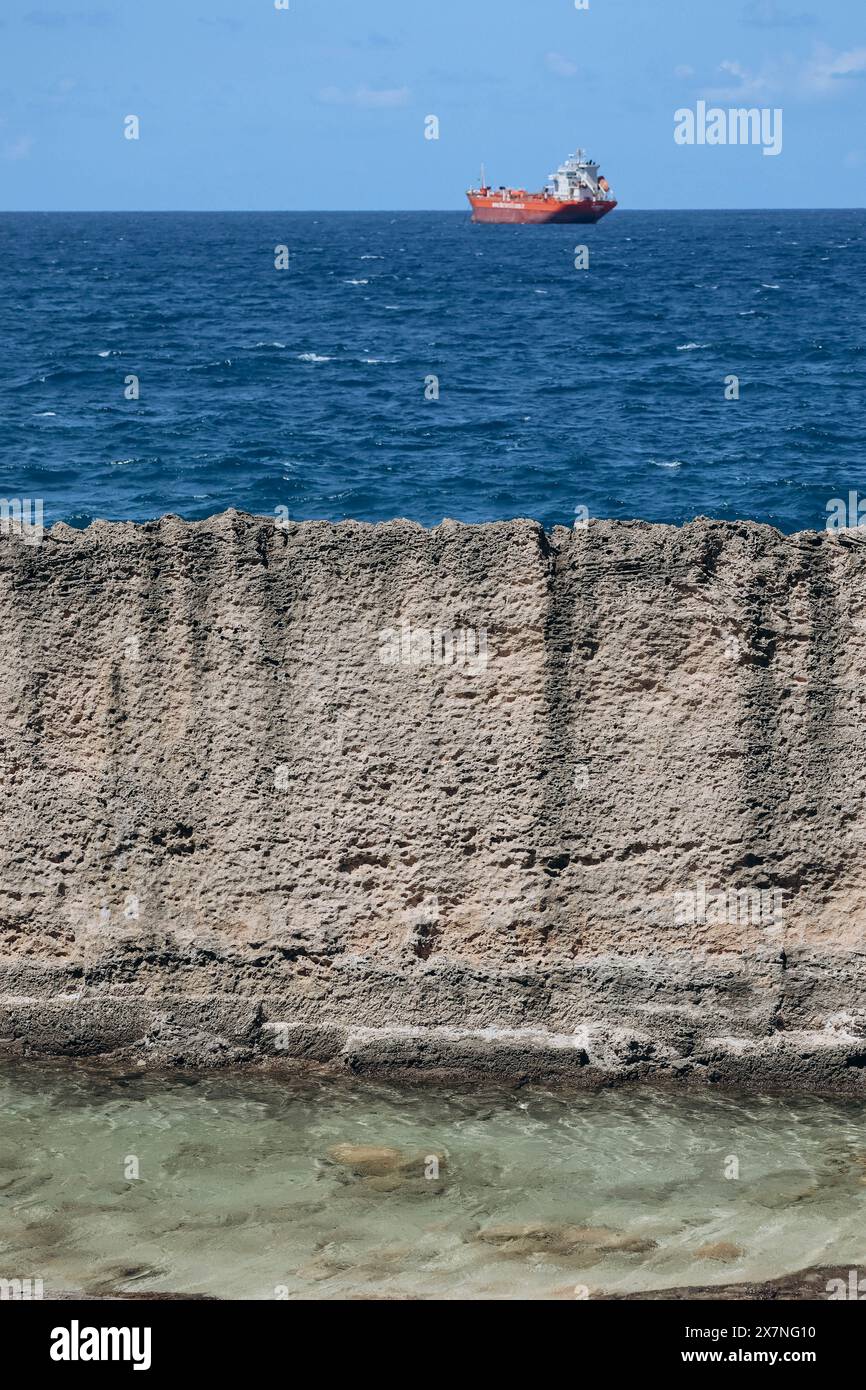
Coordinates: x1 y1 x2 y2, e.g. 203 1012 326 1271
1 0 864 209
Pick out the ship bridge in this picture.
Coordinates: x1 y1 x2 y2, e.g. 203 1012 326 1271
548 148 604 200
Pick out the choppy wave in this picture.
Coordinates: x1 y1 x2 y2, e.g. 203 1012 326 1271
1 209 864 533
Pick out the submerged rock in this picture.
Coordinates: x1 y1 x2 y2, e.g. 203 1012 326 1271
326 1144 405 1175
598 1266 853 1301
327 1144 447 1180
694 1241 744 1261
744 1171 820 1208
358 1174 408 1194
475 1222 657 1257
48 1291 219 1301
295 1258 350 1283
84 1263 168 1294
0 1168 53 1192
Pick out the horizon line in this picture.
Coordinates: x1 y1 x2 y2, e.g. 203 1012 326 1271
1 206 865 215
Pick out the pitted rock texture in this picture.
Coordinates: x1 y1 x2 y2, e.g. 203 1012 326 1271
0 512 864 1089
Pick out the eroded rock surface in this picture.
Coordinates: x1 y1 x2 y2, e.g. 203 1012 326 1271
0 513 864 1089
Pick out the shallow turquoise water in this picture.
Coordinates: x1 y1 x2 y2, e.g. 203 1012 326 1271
0 1063 864 1300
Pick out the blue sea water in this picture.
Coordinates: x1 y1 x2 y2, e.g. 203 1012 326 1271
0 210 863 533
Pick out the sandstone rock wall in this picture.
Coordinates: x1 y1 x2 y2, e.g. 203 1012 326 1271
1 513 864 1089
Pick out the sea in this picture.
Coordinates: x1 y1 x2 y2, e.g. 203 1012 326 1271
0 209 864 533
2 1061 864 1299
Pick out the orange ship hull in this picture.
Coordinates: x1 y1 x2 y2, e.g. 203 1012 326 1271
467 192 617 224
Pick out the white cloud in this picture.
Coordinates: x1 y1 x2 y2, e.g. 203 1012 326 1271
701 45 866 104
4 135 34 160
318 85 410 108
546 52 578 78
705 59 774 102
25 8 112 27
742 0 815 27
802 45 866 94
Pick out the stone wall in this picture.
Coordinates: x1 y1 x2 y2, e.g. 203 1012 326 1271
1 512 864 1090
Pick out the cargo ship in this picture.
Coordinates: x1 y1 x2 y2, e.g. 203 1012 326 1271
467 148 617 224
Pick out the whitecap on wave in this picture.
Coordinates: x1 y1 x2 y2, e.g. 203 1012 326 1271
297 352 332 363
676 342 709 351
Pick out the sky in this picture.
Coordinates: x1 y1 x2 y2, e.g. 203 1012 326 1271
0 0 864 210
